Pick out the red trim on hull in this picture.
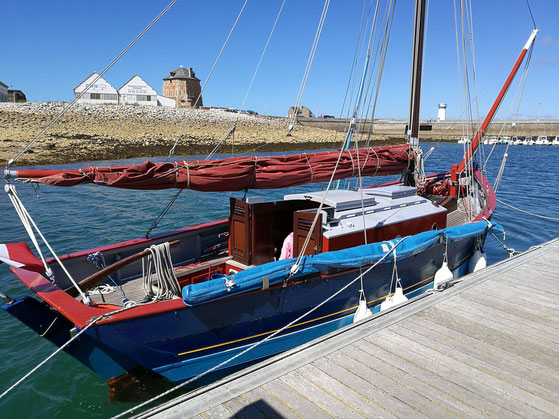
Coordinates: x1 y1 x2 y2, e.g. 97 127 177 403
12 171 495 329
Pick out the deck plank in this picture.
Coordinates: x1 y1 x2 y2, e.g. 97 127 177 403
298 363 393 418
406 314 559 386
279 370 363 418
311 356 419 418
364 332 524 418
334 347 455 418
437 297 559 344
241 386 302 419
261 378 331 418
456 291 559 330
350 339 486 418
389 323 559 416
139 238 559 419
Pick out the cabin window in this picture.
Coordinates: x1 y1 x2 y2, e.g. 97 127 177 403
432 223 438 230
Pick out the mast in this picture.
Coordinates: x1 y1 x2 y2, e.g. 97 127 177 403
456 28 539 174
407 0 426 150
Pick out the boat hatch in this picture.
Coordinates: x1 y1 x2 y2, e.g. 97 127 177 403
283 189 377 211
364 185 417 199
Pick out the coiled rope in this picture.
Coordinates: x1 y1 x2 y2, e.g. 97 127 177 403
142 242 181 300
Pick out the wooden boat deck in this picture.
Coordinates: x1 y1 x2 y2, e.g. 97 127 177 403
137 237 559 418
446 206 470 228
89 256 232 307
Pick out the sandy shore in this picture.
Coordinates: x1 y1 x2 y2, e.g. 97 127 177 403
0 103 399 166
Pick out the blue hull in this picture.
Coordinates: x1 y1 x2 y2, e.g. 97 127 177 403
3 230 486 386
153 280 434 382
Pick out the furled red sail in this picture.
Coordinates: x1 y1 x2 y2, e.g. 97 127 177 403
9 145 411 192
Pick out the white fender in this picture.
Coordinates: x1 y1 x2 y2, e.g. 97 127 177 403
469 249 487 273
353 299 373 323
380 285 408 311
434 261 453 289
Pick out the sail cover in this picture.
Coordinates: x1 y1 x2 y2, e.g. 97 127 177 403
183 221 503 306
10 145 410 192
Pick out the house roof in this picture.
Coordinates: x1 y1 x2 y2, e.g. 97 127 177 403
118 74 157 93
73 72 117 93
163 65 200 81
0 81 8 89
73 72 98 91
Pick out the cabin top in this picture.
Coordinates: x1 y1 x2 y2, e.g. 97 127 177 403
283 186 446 239
228 185 448 267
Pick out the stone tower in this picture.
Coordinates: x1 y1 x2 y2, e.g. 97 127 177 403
162 65 203 108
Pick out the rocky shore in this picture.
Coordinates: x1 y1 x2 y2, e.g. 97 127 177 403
0 103 398 166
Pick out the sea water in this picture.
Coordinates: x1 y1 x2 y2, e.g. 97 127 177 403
0 142 558 417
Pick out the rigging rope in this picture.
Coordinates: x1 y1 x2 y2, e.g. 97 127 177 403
239 0 286 113
113 237 406 419
287 0 331 131
496 199 559 222
0 305 137 400
167 0 249 160
339 0 373 119
221 0 286 160
5 185 90 303
364 0 396 146
148 0 249 237
7 0 179 168
525 0 537 28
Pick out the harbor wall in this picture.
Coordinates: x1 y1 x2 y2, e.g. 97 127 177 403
298 118 559 140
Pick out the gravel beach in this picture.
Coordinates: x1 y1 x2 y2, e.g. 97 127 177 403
0 102 391 166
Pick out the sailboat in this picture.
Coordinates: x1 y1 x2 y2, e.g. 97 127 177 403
1 0 535 395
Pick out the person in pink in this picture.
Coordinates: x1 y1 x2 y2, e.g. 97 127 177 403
279 232 294 260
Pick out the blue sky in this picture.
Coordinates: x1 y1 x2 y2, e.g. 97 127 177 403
1 0 557 119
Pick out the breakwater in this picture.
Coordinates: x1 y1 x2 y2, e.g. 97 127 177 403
299 117 559 140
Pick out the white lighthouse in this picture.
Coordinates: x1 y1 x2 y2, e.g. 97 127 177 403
438 103 447 121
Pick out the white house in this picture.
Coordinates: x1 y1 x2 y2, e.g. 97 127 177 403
157 94 176 108
0 81 8 102
74 73 118 105
118 75 158 106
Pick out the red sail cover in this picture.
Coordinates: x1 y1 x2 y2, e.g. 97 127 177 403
15 145 410 192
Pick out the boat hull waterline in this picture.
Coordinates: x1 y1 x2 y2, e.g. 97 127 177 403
3 223 493 386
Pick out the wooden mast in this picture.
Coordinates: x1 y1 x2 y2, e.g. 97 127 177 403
404 0 426 186
407 0 426 150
